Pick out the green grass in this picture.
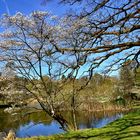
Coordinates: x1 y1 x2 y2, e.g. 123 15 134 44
17 107 140 140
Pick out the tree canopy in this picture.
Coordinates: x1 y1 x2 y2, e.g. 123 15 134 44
0 0 140 76
37 0 140 73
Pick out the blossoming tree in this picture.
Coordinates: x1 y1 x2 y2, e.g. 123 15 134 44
0 0 139 131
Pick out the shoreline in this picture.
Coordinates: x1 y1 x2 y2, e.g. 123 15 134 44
17 106 140 140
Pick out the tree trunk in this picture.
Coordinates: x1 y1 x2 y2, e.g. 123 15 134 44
71 91 78 130
71 107 78 130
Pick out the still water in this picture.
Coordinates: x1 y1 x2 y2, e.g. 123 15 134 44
0 109 125 138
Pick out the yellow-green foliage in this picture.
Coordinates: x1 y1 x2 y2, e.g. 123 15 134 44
0 73 119 110
53 74 119 110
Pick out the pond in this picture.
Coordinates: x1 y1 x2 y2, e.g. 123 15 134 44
0 109 126 138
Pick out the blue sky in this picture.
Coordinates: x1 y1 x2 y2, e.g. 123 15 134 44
0 0 70 16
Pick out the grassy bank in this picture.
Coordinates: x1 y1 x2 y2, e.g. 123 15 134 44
17 107 140 140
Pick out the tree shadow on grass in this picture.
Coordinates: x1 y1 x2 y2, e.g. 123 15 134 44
57 110 140 140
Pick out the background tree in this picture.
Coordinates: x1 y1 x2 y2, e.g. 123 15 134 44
134 67 140 86
1 61 16 78
119 62 134 95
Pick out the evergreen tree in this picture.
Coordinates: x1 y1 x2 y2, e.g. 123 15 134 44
119 63 134 95
134 67 140 87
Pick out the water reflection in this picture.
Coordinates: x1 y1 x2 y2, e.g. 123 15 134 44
17 121 64 137
0 109 126 138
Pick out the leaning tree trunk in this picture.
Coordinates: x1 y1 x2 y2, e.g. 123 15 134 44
52 113 72 131
38 100 72 131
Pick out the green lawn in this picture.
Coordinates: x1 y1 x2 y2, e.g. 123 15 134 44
17 108 140 140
